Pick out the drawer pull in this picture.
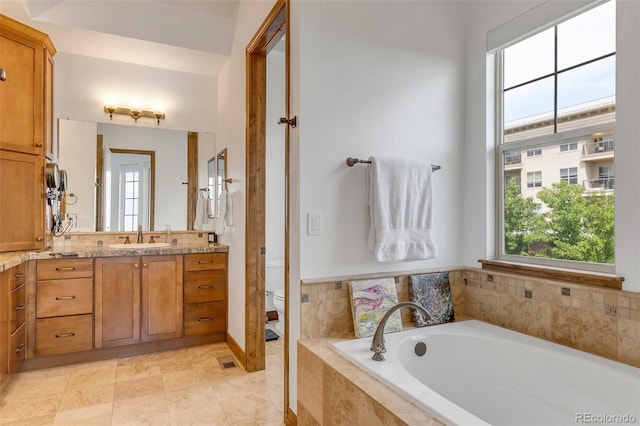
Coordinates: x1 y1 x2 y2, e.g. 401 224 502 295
55 332 76 338
55 266 76 272
198 316 213 322
15 344 26 353
15 272 26 278
198 260 213 264
55 295 76 301
198 284 214 289
15 304 25 311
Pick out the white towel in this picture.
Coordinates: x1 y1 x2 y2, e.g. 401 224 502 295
368 156 437 262
215 189 233 235
194 196 208 230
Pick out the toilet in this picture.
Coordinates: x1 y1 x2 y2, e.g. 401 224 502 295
273 289 285 336
265 260 285 336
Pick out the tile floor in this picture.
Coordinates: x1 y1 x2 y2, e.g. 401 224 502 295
0 334 285 425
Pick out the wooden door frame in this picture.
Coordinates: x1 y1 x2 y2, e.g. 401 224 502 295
245 0 292 420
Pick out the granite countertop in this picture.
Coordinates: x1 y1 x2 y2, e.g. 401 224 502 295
0 243 229 272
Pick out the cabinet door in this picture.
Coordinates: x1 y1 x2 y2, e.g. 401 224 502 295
43 48 54 161
0 151 44 251
0 270 8 388
141 255 183 342
0 33 43 155
95 257 140 348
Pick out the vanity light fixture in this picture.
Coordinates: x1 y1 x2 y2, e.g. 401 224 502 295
103 106 166 125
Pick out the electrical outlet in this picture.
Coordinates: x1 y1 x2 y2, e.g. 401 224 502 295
66 213 78 228
307 213 321 236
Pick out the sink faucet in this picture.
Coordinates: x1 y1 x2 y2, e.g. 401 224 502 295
370 301 431 361
137 224 143 244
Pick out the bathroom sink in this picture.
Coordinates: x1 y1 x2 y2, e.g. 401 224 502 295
107 242 171 249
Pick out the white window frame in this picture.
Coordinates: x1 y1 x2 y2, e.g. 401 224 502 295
560 167 578 184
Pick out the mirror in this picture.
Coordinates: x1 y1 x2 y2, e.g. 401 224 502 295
207 156 216 218
214 148 227 217
58 119 214 232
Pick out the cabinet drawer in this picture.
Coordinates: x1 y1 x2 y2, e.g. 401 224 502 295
37 258 93 280
36 278 93 318
8 263 27 290
184 271 225 303
184 302 226 336
184 253 226 271
9 323 26 374
36 314 93 357
10 283 26 334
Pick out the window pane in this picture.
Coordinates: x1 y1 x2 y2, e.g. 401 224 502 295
557 56 615 121
557 1 615 70
504 28 554 88
503 76 554 136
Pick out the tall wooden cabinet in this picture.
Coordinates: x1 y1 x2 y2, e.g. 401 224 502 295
0 14 55 252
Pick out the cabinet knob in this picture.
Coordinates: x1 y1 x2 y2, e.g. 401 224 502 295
35 143 43 148
0 68 6 82
143 263 148 267
15 272 25 278
36 237 43 242
134 263 139 268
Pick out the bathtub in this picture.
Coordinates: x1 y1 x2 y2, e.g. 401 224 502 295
333 320 640 425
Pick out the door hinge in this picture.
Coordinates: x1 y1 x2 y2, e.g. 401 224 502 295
260 247 266 255
277 116 297 128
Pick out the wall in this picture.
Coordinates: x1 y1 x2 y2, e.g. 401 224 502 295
461 0 640 293
54 53 218 134
298 1 467 280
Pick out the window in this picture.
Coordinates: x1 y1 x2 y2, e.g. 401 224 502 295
560 142 578 152
527 171 542 188
560 167 578 184
122 170 140 232
498 1 615 270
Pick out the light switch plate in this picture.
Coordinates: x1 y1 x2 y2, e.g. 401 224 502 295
307 213 321 236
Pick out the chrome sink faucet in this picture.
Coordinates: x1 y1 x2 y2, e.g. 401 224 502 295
370 301 431 361
137 224 144 244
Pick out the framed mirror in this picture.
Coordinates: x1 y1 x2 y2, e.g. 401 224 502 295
207 156 216 218
214 148 227 217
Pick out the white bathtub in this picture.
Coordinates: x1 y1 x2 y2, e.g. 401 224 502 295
333 320 640 425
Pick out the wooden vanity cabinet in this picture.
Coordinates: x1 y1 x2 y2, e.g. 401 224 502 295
183 253 227 336
35 259 93 357
95 255 183 348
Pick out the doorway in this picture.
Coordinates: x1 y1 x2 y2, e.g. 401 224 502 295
245 0 292 422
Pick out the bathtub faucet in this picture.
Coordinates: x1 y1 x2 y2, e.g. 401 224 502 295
370 301 431 361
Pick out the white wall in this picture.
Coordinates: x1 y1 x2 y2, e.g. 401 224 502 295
54 53 218 134
298 1 467 279
58 119 98 231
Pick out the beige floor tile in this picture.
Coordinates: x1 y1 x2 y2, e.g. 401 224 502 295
162 368 212 393
0 414 56 426
52 402 112 426
114 375 164 401
65 360 117 391
165 383 226 425
115 361 163 383
111 392 168 425
218 391 282 425
58 383 115 412
0 393 61 423
3 374 69 403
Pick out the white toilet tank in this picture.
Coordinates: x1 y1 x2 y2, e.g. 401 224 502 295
265 259 284 312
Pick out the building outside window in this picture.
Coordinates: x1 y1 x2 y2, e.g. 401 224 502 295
498 0 615 270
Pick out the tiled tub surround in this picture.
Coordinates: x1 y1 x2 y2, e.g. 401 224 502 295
298 267 640 425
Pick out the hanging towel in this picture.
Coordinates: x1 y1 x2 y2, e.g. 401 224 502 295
215 189 233 235
368 156 437 262
194 195 208 230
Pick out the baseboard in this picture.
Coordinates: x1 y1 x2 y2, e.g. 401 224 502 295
266 310 278 321
286 407 297 425
226 333 247 370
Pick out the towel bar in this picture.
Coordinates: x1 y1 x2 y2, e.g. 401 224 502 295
346 157 441 171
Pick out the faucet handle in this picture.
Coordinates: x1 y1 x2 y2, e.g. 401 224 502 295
119 236 131 244
148 236 161 243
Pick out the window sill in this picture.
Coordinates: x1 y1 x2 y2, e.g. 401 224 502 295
478 259 623 290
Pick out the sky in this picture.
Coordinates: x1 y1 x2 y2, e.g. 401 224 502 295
503 0 616 125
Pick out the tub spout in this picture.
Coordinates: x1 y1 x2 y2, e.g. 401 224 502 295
370 301 431 361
